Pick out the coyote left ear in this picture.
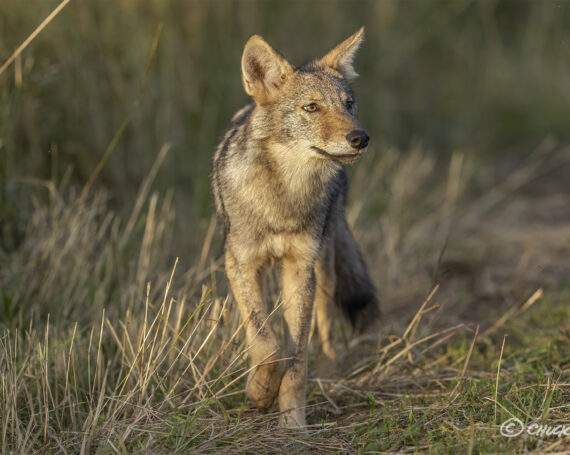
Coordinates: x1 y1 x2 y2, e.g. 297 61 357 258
241 35 294 104
316 27 365 81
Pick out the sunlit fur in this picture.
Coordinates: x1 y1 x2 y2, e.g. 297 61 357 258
211 27 379 428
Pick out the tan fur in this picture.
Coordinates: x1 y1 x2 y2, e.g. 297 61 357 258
316 27 364 81
211 28 379 428
313 236 338 379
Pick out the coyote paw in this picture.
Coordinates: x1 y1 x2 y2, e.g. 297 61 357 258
246 362 283 410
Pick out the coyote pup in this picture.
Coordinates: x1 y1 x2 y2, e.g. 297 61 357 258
211 27 379 428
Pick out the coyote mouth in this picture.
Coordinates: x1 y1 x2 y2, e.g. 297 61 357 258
310 146 363 164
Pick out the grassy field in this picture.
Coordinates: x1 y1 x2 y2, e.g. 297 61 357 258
1 1 569 453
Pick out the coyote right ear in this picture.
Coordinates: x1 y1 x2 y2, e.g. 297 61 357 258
241 35 294 104
316 27 365 81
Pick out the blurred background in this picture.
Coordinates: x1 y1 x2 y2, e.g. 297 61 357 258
2 4 570 451
1 0 569 324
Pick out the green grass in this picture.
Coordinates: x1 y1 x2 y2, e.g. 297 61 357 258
1 1 569 453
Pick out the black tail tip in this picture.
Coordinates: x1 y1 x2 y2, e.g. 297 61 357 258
344 295 381 334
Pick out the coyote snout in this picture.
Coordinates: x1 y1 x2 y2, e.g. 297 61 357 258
211 26 380 428
346 129 370 150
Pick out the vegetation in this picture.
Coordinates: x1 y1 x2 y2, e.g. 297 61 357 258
1 1 569 453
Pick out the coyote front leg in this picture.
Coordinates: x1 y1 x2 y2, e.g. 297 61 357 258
279 256 316 428
225 248 283 410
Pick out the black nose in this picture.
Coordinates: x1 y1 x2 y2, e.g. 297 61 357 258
346 129 370 150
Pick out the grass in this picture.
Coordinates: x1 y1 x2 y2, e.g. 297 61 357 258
1 145 568 453
1 1 570 453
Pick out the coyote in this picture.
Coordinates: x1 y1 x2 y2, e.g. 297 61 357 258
211 27 379 428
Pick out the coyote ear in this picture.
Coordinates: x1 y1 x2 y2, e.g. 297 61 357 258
316 27 365 81
241 35 294 104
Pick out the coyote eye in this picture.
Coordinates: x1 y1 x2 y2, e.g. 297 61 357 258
303 103 319 113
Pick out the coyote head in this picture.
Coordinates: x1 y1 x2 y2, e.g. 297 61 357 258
241 28 369 164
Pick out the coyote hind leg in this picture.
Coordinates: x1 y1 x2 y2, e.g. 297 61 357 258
314 237 338 379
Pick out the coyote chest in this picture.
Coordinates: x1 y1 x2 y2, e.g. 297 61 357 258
244 150 339 230
227 152 341 261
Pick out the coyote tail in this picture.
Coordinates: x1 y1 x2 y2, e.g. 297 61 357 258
334 217 380 332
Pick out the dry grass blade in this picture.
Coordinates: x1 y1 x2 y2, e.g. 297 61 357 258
483 288 543 337
383 324 463 372
120 143 171 248
402 284 439 341
494 335 507 423
0 0 72 78
316 379 341 415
